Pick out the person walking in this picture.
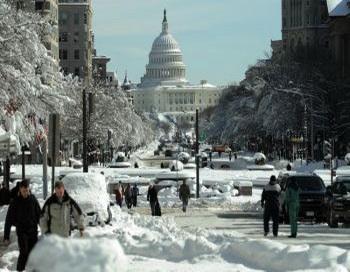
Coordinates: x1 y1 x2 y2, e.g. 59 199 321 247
114 183 123 208
261 175 281 237
132 184 139 207
10 181 20 202
40 181 85 238
124 183 132 209
4 179 41 271
285 179 301 238
0 183 10 206
179 180 191 212
147 183 158 216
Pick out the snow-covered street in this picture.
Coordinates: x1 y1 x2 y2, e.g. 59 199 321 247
1 158 350 271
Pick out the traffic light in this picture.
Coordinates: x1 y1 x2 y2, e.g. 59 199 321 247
323 140 332 156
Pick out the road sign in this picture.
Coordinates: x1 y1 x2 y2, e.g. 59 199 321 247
0 138 17 159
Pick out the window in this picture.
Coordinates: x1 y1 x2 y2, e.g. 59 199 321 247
62 67 68 75
84 13 87 24
74 13 79 24
59 32 68 42
74 50 80 60
59 12 68 25
74 68 80 77
73 32 79 43
35 2 43 11
17 1 24 10
59 50 68 60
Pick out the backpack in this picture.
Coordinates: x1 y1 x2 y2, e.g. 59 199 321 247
132 186 138 196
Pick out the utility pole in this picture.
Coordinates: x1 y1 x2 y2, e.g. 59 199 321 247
51 114 56 193
43 136 48 199
310 98 314 161
195 108 199 198
83 89 88 173
21 145 25 180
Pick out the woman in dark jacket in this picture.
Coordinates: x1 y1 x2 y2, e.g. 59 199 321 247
147 183 158 216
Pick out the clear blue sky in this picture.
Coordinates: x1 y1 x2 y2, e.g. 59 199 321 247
92 0 281 86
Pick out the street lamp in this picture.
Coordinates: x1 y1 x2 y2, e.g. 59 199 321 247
195 108 199 199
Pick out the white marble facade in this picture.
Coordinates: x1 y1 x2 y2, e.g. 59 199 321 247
132 10 223 123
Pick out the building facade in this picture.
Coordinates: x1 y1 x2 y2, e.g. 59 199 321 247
14 0 59 67
58 0 93 81
281 0 330 59
132 10 223 123
327 0 350 77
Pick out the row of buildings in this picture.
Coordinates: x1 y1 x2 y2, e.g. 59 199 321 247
272 0 350 77
15 0 116 84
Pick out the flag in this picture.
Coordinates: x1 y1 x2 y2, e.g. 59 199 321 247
34 127 48 147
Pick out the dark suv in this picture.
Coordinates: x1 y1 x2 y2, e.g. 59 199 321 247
279 173 326 223
324 176 350 228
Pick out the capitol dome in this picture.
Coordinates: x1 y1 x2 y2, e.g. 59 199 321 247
140 10 188 87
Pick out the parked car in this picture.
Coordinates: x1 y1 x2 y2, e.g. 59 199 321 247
279 173 326 223
62 173 112 227
324 175 350 228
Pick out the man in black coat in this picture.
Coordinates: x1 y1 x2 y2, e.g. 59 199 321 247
147 183 158 216
261 175 281 237
4 179 41 271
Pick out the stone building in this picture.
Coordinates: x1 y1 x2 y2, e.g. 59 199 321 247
132 10 223 123
14 0 59 67
327 0 350 77
58 0 93 81
281 0 330 59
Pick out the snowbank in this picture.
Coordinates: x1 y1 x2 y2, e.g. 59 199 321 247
26 235 126 272
169 160 184 171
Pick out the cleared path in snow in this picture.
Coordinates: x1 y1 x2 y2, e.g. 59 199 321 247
166 209 350 250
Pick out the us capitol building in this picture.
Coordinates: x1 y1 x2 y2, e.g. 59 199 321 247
131 10 224 123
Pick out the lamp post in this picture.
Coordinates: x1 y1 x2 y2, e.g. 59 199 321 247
83 88 88 173
195 108 199 199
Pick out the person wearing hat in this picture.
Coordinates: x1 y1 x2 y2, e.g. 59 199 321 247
261 175 281 237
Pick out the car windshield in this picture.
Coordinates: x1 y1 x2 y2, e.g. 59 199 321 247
335 180 350 193
290 176 325 191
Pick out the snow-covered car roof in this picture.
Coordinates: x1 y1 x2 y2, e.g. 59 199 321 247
62 173 110 220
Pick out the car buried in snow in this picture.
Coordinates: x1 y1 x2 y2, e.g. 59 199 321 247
62 172 112 227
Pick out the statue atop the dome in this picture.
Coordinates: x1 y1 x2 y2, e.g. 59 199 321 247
163 9 167 22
